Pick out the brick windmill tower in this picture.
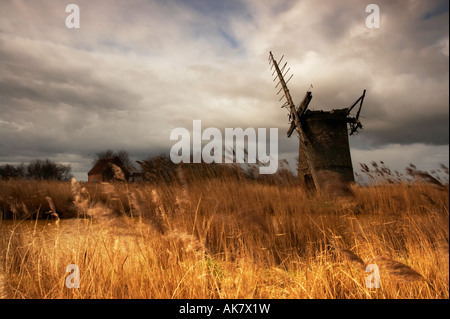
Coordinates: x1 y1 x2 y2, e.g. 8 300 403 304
268 52 366 195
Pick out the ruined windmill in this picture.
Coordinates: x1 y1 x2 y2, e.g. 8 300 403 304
268 51 366 194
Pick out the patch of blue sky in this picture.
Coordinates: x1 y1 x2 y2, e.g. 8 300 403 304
423 0 449 20
178 0 249 55
98 40 132 54
219 28 240 49
178 0 247 18
270 1 296 16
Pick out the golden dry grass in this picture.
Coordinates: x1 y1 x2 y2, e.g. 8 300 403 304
0 168 448 299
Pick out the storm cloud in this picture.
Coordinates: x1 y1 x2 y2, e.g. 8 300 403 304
0 0 448 180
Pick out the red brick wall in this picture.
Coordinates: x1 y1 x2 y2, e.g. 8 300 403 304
88 174 103 183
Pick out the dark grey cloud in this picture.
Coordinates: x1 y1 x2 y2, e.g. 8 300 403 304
361 113 449 146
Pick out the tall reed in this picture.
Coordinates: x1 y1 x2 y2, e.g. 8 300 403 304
0 162 448 299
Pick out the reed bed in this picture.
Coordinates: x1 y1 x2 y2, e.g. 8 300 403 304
0 163 448 299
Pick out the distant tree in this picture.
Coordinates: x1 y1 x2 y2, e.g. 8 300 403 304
26 159 72 181
0 163 26 180
137 153 177 184
93 149 134 181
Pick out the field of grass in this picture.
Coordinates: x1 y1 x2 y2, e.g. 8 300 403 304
0 163 448 299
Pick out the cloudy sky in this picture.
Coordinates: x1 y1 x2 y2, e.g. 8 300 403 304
0 0 448 181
